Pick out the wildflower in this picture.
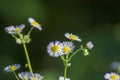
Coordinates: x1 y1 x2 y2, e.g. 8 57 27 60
64 33 82 42
4 64 20 72
86 41 94 49
18 72 31 80
59 76 71 80
104 72 120 80
47 41 63 57
62 42 75 54
28 17 42 31
29 73 43 80
5 24 25 34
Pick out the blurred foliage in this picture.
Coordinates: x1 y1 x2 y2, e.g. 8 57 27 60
1 0 120 80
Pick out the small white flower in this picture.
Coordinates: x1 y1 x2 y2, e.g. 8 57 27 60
47 41 63 57
86 41 94 49
65 33 82 42
18 72 31 80
62 42 75 54
104 72 120 80
5 26 16 34
5 24 25 34
59 76 71 80
29 73 43 80
4 64 20 72
28 17 42 31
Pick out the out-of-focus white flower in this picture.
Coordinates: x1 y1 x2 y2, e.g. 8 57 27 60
5 24 25 34
59 76 71 80
28 17 42 31
62 42 75 54
64 33 82 42
47 41 63 57
4 64 20 72
104 72 120 80
86 41 94 49
29 73 43 80
18 72 31 80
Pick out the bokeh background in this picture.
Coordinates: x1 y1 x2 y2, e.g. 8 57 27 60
0 0 120 80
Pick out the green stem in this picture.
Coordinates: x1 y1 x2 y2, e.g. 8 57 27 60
22 43 33 75
68 48 81 61
27 27 34 35
13 72 19 80
64 62 68 80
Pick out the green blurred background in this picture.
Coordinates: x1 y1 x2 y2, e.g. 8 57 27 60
0 0 120 80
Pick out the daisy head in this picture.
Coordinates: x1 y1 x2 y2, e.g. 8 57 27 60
62 41 75 54
28 17 42 31
29 73 43 80
4 64 20 72
104 72 120 80
64 33 82 42
86 41 94 49
47 41 63 57
59 76 71 80
18 72 31 80
5 24 25 34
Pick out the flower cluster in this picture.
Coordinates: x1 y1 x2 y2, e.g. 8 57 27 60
5 17 42 44
47 33 94 80
4 17 43 80
104 72 120 80
4 17 94 80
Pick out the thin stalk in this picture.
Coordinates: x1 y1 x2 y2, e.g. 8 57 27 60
22 43 33 75
64 62 68 80
13 72 19 80
27 27 34 35
68 48 81 61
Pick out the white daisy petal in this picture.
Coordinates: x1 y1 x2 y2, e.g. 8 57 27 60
64 33 82 42
104 72 120 80
28 17 42 31
47 41 63 57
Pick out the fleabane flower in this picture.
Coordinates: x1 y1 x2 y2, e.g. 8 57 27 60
62 42 75 54
18 72 31 80
4 64 20 72
65 33 82 42
104 72 120 80
59 76 71 80
29 73 43 80
86 41 94 49
47 41 63 57
5 24 25 34
28 17 42 31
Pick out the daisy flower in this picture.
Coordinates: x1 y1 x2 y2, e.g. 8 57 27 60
5 24 25 34
4 64 20 72
59 76 71 80
104 72 120 80
62 41 75 54
47 41 63 57
64 33 82 42
18 72 31 80
28 17 42 31
29 73 43 80
86 41 94 49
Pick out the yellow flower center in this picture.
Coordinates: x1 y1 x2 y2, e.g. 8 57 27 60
32 21 39 27
15 27 20 31
32 78 39 80
69 35 77 40
110 75 119 80
51 45 59 53
9 66 16 71
63 46 70 53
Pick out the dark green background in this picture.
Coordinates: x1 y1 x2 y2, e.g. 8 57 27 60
0 0 120 80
